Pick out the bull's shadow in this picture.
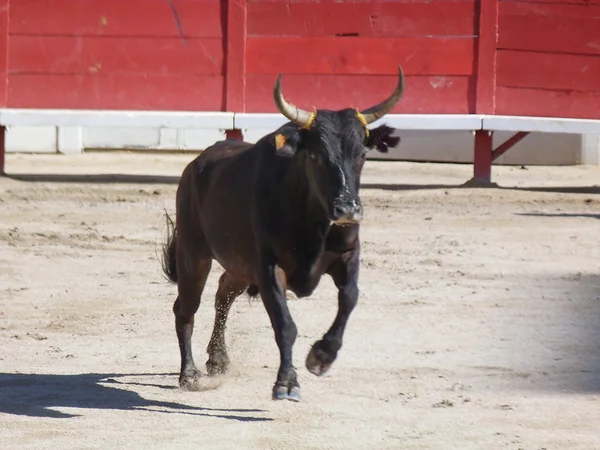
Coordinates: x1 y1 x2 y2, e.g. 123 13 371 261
5 172 600 196
501 274 600 393
0 372 272 422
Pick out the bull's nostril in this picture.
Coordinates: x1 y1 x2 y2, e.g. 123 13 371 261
333 205 346 219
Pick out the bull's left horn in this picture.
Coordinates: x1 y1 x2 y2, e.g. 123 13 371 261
273 74 314 128
359 65 405 124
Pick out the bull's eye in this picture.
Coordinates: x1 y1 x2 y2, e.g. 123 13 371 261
310 153 318 162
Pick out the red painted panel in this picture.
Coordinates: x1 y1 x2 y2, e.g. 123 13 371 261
497 50 600 92
499 1 600 18
499 3 600 55
247 1 476 37
10 0 222 38
502 0 588 4
246 37 475 76
0 0 8 173
245 74 475 114
496 86 600 119
7 74 224 111
10 36 223 75
0 0 8 107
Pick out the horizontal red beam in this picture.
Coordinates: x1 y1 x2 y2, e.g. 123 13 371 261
246 37 475 76
497 49 600 92
495 85 600 119
507 0 590 5
247 0 476 37
9 36 223 75
499 3 600 55
7 74 224 111
245 74 475 114
10 0 223 38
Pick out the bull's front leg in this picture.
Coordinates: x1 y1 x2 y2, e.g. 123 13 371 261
306 248 359 377
258 252 300 402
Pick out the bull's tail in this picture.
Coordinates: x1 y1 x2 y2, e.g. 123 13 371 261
246 284 259 298
160 209 258 296
160 211 178 283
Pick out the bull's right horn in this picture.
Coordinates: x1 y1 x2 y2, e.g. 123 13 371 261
273 74 316 129
358 65 405 124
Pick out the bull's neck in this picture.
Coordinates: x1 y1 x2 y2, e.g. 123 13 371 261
278 167 330 280
281 164 330 232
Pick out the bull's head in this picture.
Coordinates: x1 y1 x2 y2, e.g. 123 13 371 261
272 66 404 225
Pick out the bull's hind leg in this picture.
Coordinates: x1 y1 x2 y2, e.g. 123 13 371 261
173 258 212 391
205 272 248 376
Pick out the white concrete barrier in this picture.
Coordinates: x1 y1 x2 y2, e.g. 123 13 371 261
1 109 599 166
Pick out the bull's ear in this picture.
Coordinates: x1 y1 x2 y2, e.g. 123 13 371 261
273 129 300 158
365 124 400 153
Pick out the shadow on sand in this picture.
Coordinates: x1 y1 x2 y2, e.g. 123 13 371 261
517 212 600 220
504 274 600 393
3 173 181 184
361 183 600 195
0 372 273 422
2 171 600 195
545 274 600 392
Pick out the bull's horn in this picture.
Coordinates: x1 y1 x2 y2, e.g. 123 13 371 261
273 74 315 128
359 65 405 125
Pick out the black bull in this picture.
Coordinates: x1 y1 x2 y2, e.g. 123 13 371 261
161 66 405 402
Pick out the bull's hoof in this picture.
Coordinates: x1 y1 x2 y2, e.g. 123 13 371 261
305 341 335 377
272 384 301 402
179 370 224 392
206 356 229 377
179 371 204 391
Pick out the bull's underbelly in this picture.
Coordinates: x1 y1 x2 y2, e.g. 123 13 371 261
206 234 257 281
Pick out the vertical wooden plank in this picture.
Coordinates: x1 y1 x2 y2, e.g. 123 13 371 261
224 0 246 112
470 0 498 185
475 0 499 114
473 130 493 183
0 0 9 173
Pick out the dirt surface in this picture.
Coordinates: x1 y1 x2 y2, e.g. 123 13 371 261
1 152 600 449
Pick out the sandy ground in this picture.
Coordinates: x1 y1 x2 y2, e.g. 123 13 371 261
1 152 600 449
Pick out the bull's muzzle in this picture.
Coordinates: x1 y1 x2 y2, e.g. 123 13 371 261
332 200 363 225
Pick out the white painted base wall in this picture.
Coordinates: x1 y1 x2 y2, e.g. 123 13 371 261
369 130 585 165
6 125 227 153
5 124 600 166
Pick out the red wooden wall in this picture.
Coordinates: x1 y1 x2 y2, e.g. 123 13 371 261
0 0 598 119
6 0 225 110
243 0 477 114
495 0 600 119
